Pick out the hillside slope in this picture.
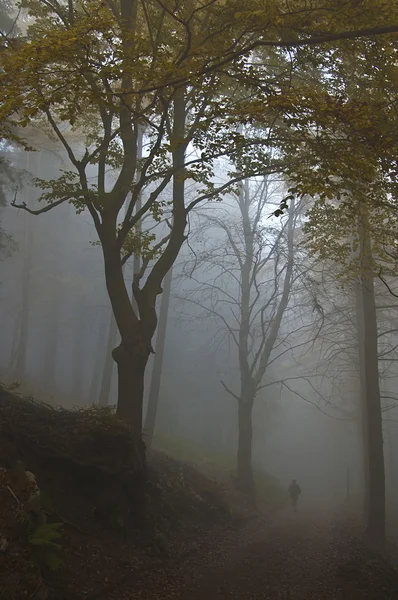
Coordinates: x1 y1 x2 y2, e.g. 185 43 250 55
0 385 235 599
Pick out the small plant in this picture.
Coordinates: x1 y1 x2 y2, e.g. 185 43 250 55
28 522 64 571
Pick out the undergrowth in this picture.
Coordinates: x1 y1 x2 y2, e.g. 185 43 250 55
152 433 286 508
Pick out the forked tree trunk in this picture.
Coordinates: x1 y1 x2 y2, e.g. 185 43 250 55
100 89 186 433
237 398 255 497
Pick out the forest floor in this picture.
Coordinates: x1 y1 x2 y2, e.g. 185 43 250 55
121 508 398 600
2 386 398 599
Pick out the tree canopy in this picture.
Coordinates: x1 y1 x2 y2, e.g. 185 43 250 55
0 0 397 431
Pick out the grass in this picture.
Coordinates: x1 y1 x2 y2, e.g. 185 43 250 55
152 433 286 509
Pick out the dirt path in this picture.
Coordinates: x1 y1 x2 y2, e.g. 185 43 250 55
124 510 398 600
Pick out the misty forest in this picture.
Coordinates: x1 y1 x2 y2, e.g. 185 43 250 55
0 1 398 598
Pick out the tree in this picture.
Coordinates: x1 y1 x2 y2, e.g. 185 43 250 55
98 311 118 407
0 0 279 431
303 195 394 547
178 177 311 495
0 157 17 260
144 266 173 448
0 0 17 36
0 0 20 258
356 204 385 544
264 28 397 544
87 306 110 405
1 0 397 435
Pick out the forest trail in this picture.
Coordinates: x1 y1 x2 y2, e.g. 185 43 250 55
126 509 398 600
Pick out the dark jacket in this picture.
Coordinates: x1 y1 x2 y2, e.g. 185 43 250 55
288 483 301 499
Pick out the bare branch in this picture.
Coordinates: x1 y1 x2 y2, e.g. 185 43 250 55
281 381 353 421
221 380 240 402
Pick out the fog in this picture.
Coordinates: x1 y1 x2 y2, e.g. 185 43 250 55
1 139 398 526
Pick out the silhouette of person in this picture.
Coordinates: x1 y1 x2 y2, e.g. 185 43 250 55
288 479 301 512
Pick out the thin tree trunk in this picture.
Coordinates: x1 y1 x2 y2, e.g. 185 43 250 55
144 266 172 448
141 91 185 437
132 124 143 313
88 308 108 405
15 230 32 380
236 180 255 495
15 153 33 380
40 300 60 391
98 311 118 406
358 204 385 545
8 310 21 371
356 280 369 521
72 305 87 400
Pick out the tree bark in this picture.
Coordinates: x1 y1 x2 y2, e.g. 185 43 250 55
112 338 149 429
98 88 186 432
15 153 33 380
358 204 385 545
355 280 369 521
144 266 173 448
14 229 33 380
131 124 143 314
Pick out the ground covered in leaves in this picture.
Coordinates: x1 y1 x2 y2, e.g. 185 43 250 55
2 385 398 599
124 509 398 600
0 384 239 599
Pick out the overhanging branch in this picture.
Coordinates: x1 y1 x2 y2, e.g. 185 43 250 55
119 25 398 95
11 196 69 215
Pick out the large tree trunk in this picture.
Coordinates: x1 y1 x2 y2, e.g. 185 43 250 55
358 205 385 545
237 398 255 497
112 339 150 430
99 89 186 432
101 239 147 430
144 266 173 448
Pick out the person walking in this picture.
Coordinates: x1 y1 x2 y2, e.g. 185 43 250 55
288 479 302 512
